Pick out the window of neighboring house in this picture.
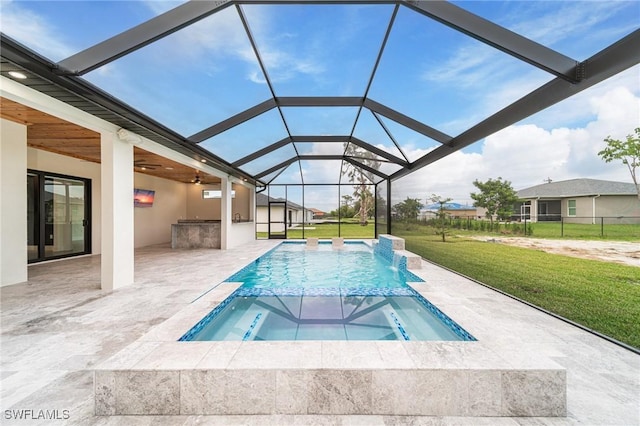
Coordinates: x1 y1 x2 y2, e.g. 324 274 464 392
567 199 577 216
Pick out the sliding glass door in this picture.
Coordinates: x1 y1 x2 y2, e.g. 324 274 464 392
28 170 91 263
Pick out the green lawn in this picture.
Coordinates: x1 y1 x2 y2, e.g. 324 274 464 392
406 219 640 241
528 221 640 240
393 228 640 349
258 221 375 239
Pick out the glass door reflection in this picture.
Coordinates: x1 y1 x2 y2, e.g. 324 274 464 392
28 170 91 263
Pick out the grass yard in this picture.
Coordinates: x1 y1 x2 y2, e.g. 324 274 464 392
394 229 640 349
258 221 375 239
528 221 640 240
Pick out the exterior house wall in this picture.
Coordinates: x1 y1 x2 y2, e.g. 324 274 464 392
231 184 252 222
561 197 592 224
186 183 253 222
256 205 312 233
288 208 313 224
475 207 489 220
133 173 187 248
559 195 640 224
256 205 285 233
520 195 639 224
595 195 640 222
186 184 221 220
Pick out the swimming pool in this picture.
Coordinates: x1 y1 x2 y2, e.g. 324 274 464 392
180 240 475 342
227 241 423 289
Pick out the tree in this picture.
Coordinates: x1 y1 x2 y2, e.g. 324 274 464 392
339 194 356 218
392 197 422 221
598 128 640 200
341 194 354 209
428 194 453 242
470 177 518 228
342 143 380 225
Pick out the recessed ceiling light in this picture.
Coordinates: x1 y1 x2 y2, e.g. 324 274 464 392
8 71 27 79
200 159 207 163
165 167 174 170
141 166 147 170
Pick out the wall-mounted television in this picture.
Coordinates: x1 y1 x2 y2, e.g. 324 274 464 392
134 188 155 207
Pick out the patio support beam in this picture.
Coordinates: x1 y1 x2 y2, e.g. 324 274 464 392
363 99 453 144
58 1 235 74
403 0 580 82
295 155 388 180
233 137 292 167
290 135 406 166
391 29 640 181
344 157 389 180
189 98 277 143
350 137 408 166
291 135 349 142
254 157 297 179
371 110 410 163
276 97 364 107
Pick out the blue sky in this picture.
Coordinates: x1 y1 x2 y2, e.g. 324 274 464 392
1 0 638 211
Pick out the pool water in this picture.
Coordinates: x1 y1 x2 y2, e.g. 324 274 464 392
180 242 475 342
182 288 471 341
227 241 423 289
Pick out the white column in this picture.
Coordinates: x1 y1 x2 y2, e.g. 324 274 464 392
220 177 232 250
101 131 134 290
0 119 28 286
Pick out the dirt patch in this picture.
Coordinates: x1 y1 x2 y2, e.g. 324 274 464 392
472 236 640 267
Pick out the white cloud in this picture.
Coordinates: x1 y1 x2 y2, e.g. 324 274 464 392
509 1 632 54
391 83 640 206
524 65 640 130
0 0 74 61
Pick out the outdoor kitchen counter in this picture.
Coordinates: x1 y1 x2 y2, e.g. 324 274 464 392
171 220 221 249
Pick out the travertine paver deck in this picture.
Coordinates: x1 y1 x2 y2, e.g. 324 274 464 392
1 240 638 424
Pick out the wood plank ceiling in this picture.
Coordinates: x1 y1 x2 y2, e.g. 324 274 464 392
0 97 221 184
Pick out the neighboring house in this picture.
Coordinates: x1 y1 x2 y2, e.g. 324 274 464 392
515 178 640 224
308 208 326 220
255 193 314 233
420 203 478 220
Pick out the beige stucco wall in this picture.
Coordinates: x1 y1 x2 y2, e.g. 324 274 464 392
595 195 640 219
561 195 640 224
133 173 187 248
186 183 253 222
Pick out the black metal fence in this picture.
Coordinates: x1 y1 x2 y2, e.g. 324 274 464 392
416 216 640 239
553 216 640 238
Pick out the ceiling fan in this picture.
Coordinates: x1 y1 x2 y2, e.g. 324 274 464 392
134 159 162 170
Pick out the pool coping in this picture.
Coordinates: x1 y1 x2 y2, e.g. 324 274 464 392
94 239 567 417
